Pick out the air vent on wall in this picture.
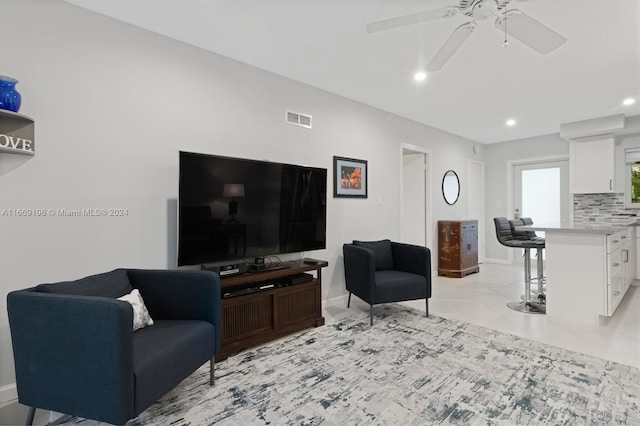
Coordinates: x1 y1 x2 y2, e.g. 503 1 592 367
285 110 312 129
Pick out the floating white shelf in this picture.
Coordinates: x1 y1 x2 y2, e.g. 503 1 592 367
0 109 35 156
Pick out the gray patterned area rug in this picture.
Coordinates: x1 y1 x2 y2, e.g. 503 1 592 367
65 305 639 425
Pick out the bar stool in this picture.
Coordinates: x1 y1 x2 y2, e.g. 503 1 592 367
520 217 546 300
510 218 546 306
493 217 545 314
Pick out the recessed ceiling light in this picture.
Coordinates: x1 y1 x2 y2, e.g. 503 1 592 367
413 71 427 82
506 119 516 127
623 98 636 106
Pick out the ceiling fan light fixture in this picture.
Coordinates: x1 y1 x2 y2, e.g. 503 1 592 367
623 98 636 106
473 0 499 21
506 119 517 127
367 1 567 72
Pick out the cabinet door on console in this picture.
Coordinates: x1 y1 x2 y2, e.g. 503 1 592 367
273 281 321 328
221 293 273 345
438 222 460 267
461 221 478 269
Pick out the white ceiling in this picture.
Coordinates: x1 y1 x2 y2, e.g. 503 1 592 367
64 0 640 144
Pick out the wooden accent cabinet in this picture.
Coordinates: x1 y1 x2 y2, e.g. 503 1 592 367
438 220 479 278
217 260 327 360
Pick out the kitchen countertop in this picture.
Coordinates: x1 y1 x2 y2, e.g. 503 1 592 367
515 220 636 234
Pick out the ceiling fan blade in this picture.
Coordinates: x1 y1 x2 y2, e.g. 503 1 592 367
427 22 477 71
495 9 567 54
365 7 458 33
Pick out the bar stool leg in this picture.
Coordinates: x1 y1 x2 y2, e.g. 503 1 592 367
507 248 544 314
528 248 547 313
537 248 544 297
524 249 532 304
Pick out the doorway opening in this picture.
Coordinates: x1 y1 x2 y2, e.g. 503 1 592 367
401 144 432 252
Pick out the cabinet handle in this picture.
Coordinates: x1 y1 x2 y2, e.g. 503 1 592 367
621 236 627 239
612 263 620 267
623 249 629 263
612 240 619 244
610 179 613 190
613 291 620 296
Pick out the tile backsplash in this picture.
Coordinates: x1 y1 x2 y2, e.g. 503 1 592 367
573 193 635 224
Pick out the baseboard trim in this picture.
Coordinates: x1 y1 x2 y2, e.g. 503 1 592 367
482 258 509 265
324 293 349 309
0 383 17 404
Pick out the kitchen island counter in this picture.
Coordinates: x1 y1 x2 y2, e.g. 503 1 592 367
520 220 635 234
515 222 635 325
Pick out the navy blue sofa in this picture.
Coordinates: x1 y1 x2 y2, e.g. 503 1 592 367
343 239 431 325
7 268 221 425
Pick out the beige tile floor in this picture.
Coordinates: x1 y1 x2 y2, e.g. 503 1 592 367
2 262 638 425
328 262 640 369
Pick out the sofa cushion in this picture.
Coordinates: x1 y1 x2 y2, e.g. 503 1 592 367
35 269 132 298
353 239 394 271
118 289 154 331
132 320 215 415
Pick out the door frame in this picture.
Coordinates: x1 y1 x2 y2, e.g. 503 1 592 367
400 143 433 256
507 154 571 264
468 159 485 263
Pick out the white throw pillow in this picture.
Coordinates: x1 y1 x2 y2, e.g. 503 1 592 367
117 289 154 331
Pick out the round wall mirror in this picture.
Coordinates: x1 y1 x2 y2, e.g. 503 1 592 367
442 170 460 205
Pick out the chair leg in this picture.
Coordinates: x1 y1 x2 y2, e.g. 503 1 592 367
425 298 429 318
347 292 351 308
26 407 35 426
210 355 215 386
369 305 373 326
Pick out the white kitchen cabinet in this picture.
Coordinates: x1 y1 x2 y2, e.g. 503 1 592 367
606 231 626 315
543 226 634 325
569 136 615 194
605 227 636 315
622 226 635 290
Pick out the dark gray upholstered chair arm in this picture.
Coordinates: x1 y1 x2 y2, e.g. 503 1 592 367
126 269 221 352
391 242 432 297
343 244 376 304
7 290 134 423
391 242 431 276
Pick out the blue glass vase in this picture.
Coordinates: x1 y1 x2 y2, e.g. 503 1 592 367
0 75 21 113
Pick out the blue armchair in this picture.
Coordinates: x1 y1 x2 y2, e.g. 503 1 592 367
343 240 432 325
7 268 221 425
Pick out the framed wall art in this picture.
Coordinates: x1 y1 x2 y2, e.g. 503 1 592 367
333 156 367 198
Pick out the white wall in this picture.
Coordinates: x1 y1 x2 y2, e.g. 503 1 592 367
0 0 482 394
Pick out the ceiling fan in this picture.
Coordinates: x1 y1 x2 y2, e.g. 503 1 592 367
366 0 567 71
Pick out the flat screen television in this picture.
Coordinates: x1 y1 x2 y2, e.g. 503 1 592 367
178 151 327 266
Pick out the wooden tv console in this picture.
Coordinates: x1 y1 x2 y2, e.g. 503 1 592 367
216 259 328 360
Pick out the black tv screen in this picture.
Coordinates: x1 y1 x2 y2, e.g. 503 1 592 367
178 151 327 266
